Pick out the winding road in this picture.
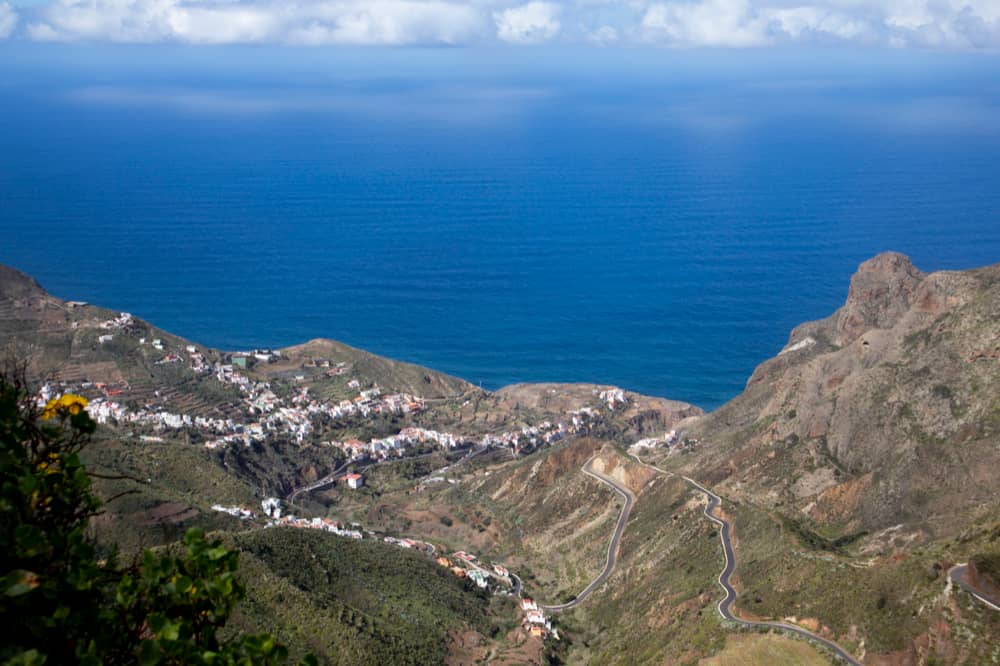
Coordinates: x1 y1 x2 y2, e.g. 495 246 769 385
287 461 351 502
682 474 863 665
420 444 489 482
630 454 862 665
287 450 440 502
538 457 635 613
948 564 1000 611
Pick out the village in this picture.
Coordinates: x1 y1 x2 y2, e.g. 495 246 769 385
39 312 621 479
29 311 702 650
42 313 647 643
211 497 558 640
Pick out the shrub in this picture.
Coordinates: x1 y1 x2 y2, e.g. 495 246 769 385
0 371 309 665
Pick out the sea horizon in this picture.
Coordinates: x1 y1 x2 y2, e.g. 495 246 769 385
3 46 1000 410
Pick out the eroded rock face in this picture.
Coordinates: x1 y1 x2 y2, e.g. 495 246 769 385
685 252 1000 536
834 252 924 347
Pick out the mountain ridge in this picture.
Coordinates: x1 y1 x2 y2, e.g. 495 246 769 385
3 254 999 664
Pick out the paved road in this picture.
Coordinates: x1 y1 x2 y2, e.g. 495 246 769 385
421 444 488 482
287 461 351 502
683 475 862 665
631 454 862 665
539 457 635 613
510 572 523 596
287 450 440 502
949 564 1000 611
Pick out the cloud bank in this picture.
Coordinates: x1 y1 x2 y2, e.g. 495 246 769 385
7 0 1000 49
0 2 18 39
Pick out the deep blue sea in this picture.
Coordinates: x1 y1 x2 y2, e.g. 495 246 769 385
2 46 999 409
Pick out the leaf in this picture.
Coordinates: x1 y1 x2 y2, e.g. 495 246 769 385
3 569 41 597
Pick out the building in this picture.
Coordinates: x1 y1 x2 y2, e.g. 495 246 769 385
468 569 489 589
261 497 283 518
344 473 364 489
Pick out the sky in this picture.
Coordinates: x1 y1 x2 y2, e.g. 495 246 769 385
0 0 998 50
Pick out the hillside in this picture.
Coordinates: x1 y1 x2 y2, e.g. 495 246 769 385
5 256 999 664
641 253 1000 662
226 528 504 665
676 252 1000 536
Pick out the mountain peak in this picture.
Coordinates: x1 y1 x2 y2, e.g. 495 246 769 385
834 251 924 346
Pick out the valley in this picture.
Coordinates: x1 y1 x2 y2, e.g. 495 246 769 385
2 254 1000 664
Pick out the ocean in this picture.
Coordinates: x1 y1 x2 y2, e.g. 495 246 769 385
2 46 999 410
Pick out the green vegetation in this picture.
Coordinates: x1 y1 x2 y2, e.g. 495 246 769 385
0 372 297 665
229 527 497 664
971 551 1000 585
778 514 867 554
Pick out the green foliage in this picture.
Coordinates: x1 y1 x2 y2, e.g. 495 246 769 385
971 551 1000 584
0 377 112 664
115 528 295 665
778 514 867 554
0 373 304 665
230 528 492 665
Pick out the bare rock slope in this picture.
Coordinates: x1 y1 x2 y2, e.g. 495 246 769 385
681 252 1000 537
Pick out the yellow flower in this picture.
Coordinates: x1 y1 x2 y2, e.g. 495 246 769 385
41 394 88 420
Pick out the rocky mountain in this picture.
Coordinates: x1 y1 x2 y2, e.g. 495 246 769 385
4 256 999 664
677 252 1000 537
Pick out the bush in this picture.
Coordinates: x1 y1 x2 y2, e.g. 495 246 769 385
0 371 308 665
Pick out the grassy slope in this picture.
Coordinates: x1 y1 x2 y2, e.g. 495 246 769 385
225 528 503 665
702 633 832 666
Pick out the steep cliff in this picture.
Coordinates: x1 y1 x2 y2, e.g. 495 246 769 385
681 252 1000 536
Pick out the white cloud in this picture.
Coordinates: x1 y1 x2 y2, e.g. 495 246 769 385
0 2 18 39
636 0 1000 49
641 0 772 46
27 0 485 45
494 1 561 43
14 0 1000 49
587 24 619 45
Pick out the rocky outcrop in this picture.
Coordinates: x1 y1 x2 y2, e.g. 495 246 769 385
684 252 1000 537
0 264 45 299
833 252 924 346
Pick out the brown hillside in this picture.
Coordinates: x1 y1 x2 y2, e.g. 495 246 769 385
676 252 1000 537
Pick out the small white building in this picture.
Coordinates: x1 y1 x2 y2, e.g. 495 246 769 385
261 497 283 518
344 473 364 489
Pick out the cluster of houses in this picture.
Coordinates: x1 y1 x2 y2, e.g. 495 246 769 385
94 311 139 345
329 409 604 471
155 345 208 368
435 552 494 591
630 429 680 451
99 311 135 331
78 396 239 434
332 426 463 462
520 598 554 639
267 514 364 539
382 535 432 553
210 498 558 641
39 369 603 486
211 504 255 520
599 388 628 410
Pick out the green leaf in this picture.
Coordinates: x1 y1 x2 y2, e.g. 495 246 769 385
3 569 40 596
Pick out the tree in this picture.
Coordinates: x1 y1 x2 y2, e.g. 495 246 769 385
0 372 307 665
